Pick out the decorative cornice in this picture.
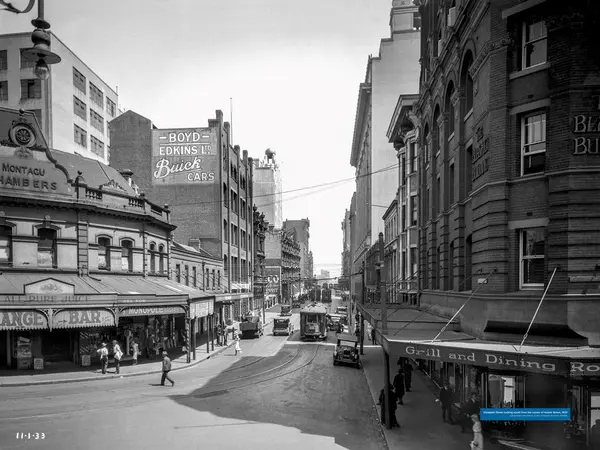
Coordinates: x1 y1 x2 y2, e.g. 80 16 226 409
99 179 127 192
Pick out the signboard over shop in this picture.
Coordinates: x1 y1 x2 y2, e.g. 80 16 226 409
120 306 186 317
0 311 48 330
151 128 218 186
0 159 71 195
53 309 115 329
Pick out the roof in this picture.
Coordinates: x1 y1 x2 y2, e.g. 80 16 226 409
172 241 219 261
387 94 420 143
301 303 328 314
51 149 137 196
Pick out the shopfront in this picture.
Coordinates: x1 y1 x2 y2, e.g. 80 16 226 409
189 298 214 356
0 310 49 369
216 293 254 325
385 338 600 449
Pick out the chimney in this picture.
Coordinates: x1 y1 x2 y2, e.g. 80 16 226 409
119 169 134 186
188 238 201 251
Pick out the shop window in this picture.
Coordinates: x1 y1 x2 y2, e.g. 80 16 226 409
487 374 525 408
158 244 165 274
0 226 12 266
149 242 156 273
37 228 57 268
98 237 110 270
521 112 546 176
520 227 545 289
121 239 133 272
522 20 547 70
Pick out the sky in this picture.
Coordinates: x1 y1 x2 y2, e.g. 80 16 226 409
1 0 393 277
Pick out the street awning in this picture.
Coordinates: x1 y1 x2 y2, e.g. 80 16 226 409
214 292 254 304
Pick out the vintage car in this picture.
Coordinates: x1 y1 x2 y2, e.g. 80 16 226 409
273 317 294 336
336 306 348 316
333 333 361 368
327 313 343 331
280 305 292 316
292 300 302 309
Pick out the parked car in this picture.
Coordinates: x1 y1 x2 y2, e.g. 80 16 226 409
273 318 294 336
333 333 361 368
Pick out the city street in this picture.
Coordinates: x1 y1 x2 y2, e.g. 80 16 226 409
0 311 386 450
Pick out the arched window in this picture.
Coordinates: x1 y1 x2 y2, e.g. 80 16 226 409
158 244 165 274
433 106 442 157
37 228 57 268
0 226 13 267
423 123 430 164
461 51 474 117
98 237 111 270
446 81 456 136
149 242 156 273
121 239 133 272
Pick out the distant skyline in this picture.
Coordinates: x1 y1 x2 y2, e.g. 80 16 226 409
0 0 394 276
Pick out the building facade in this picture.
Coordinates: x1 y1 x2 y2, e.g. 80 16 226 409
0 32 119 164
252 150 283 229
109 110 255 324
282 218 311 289
339 208 352 291
281 228 302 302
0 108 215 370
382 199 399 305
387 94 420 305
252 206 268 316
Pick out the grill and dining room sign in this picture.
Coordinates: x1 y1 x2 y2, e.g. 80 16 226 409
392 341 600 377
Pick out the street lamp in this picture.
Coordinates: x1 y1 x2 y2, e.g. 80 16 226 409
20 0 61 80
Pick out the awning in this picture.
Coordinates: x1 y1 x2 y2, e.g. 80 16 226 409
52 309 115 329
190 299 214 319
214 293 253 304
0 310 48 331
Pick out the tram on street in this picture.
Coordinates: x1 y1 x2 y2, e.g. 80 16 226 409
300 303 328 341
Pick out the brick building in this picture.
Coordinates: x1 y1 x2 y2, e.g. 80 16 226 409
109 110 256 324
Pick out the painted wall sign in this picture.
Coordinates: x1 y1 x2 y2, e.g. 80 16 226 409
265 266 282 298
53 309 114 329
472 128 489 181
120 306 186 317
0 311 48 330
0 160 70 195
573 94 600 155
392 342 600 377
151 128 217 185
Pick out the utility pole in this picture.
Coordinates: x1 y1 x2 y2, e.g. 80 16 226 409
379 232 388 335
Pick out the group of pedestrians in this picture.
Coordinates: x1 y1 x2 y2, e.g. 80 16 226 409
437 383 484 449
377 358 414 428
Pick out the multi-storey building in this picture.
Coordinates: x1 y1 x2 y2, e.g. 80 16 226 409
349 1 421 322
109 110 255 324
283 219 311 289
387 93 420 305
382 199 399 305
0 32 119 164
0 108 215 370
252 150 283 229
360 0 600 445
252 206 268 316
281 228 301 302
340 209 352 291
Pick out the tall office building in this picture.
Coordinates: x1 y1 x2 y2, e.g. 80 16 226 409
252 149 283 229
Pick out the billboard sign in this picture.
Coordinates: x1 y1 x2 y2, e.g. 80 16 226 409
265 266 281 298
151 128 218 186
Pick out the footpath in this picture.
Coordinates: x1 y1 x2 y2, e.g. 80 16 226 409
0 310 280 388
361 345 504 450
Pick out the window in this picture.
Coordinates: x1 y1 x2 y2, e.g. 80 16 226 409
413 12 421 30
521 112 546 175
0 81 7 101
98 237 110 270
520 227 545 288
0 226 12 266
37 228 57 268
91 136 104 157
410 196 417 226
89 82 103 108
74 125 87 148
73 96 87 120
241 199 246 219
449 164 455 205
224 255 228 273
0 50 7 71
20 79 41 99
212 269 216 287
217 271 221 288
465 145 473 195
410 247 418 278
436 176 441 215
149 243 156 273
106 98 116 117
522 21 547 69
223 220 228 242
464 235 472 291
158 244 165 273
185 265 189 286
176 264 181 283
20 49 35 68
423 125 431 164
73 67 86 93
446 82 456 136
121 240 133 272
223 183 228 207
448 242 455 290
461 52 474 116
206 268 211 288
487 374 525 409
193 266 197 287
90 110 104 132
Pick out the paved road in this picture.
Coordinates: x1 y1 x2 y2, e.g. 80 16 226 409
0 314 387 450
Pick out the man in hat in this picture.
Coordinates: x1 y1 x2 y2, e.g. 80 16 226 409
97 343 108 374
161 351 175 386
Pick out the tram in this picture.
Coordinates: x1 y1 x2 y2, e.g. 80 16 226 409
299 303 328 341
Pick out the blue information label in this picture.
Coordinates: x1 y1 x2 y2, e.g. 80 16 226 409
480 408 570 421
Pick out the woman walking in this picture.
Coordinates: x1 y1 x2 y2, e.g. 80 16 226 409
234 332 242 356
131 340 139 366
470 413 484 449
112 340 123 374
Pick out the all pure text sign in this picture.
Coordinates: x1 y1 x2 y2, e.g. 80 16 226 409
151 128 218 186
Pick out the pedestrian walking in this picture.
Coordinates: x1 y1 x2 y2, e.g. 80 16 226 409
438 382 454 423
112 340 123 374
216 323 222 346
371 327 376 344
161 351 175 386
97 342 108 374
131 340 139 366
234 332 242 356
470 413 484 449
393 369 406 405
403 360 413 391
460 395 480 433
378 384 400 428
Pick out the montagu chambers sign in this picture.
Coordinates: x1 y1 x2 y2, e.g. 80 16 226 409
151 128 217 186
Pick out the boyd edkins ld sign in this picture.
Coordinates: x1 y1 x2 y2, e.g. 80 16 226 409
396 342 600 377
